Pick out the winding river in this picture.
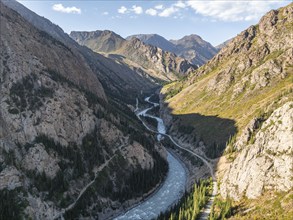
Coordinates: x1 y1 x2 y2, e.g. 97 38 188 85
115 97 187 220
115 95 217 220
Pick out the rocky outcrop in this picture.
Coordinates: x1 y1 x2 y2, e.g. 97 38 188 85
122 142 154 170
202 4 292 96
22 144 60 178
0 167 22 190
220 102 293 200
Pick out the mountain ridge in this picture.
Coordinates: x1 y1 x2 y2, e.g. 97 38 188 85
128 33 218 66
126 33 177 53
70 30 197 82
2 0 159 104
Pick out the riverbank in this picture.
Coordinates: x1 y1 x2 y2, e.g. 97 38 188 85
114 93 218 220
104 97 185 220
114 151 186 220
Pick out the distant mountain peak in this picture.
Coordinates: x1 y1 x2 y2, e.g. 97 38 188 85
71 30 196 81
127 33 218 66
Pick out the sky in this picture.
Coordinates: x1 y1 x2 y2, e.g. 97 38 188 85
17 0 290 46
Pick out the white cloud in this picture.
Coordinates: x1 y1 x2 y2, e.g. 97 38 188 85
132 5 143 14
102 11 109 15
118 6 127 14
157 1 188 18
187 1 285 22
52 4 81 14
174 1 186 9
146 8 157 16
155 4 164 10
158 6 178 17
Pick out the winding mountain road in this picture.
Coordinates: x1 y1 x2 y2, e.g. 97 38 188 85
56 95 217 220
136 95 218 220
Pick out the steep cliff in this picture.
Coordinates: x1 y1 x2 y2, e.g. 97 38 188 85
221 102 292 200
0 2 168 219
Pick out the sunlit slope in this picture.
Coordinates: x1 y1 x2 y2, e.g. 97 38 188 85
162 3 293 133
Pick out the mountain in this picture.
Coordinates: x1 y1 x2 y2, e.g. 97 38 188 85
215 38 232 50
126 34 177 53
70 30 196 82
170 34 219 66
161 3 292 218
127 33 218 66
71 30 125 53
2 0 158 104
0 1 168 219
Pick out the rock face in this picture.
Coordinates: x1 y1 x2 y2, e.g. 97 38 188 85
0 167 22 190
70 30 196 82
22 144 60 179
161 2 293 206
0 2 168 219
221 102 293 200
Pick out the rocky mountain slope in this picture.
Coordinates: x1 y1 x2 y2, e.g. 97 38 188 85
126 34 177 54
170 34 219 66
0 2 168 219
128 33 218 66
71 30 125 53
2 0 158 104
161 3 293 217
70 30 196 82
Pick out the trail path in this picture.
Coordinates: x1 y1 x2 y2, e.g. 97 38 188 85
54 143 126 219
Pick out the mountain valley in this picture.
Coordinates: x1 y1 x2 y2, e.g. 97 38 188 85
0 0 292 219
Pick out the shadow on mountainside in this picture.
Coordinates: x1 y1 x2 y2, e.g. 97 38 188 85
161 102 238 159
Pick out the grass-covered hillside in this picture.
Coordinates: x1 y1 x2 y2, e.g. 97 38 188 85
162 3 292 150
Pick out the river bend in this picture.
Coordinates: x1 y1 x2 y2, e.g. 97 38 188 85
115 96 187 220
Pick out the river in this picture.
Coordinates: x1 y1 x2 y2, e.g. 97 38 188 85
115 95 217 220
114 96 187 220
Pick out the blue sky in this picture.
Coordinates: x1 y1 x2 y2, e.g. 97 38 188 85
17 0 290 46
